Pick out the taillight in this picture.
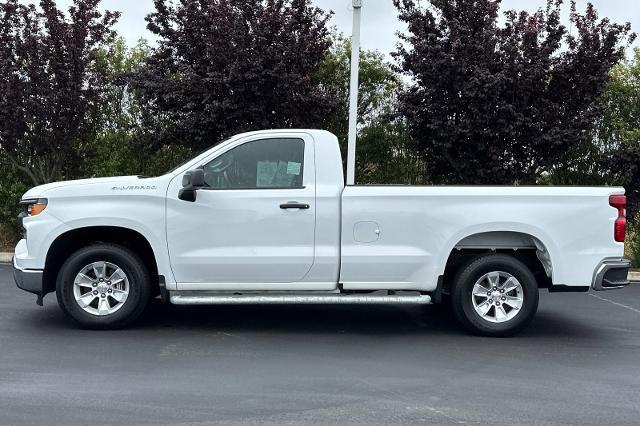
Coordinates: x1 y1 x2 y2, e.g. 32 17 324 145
609 195 626 242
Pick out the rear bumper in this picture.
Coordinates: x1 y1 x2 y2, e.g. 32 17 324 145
13 256 44 295
592 258 631 291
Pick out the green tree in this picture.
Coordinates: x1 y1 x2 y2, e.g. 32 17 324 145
357 120 427 184
601 49 640 214
317 34 398 144
85 37 192 178
601 49 640 150
317 33 422 183
85 37 151 177
0 156 29 249
598 48 640 266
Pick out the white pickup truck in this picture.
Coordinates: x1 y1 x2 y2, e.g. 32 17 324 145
13 129 631 336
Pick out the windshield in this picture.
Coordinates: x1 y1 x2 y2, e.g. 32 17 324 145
164 137 232 175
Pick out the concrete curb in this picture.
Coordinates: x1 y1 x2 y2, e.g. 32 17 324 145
0 251 639 282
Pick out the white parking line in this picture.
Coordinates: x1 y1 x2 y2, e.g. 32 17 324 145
589 293 640 314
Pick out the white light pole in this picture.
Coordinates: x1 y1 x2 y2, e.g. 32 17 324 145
346 0 362 186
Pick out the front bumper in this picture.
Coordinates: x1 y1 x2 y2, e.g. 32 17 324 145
592 258 631 291
13 256 44 295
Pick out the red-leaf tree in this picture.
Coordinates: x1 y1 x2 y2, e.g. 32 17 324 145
133 0 335 150
0 0 119 184
393 0 635 185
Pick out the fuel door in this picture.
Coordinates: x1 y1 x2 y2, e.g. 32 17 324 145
353 221 380 243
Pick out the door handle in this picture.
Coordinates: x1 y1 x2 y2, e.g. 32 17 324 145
280 202 310 210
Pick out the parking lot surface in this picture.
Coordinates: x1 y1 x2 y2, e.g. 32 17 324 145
1 264 640 425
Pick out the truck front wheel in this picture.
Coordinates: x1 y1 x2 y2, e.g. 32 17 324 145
451 254 539 337
56 244 151 329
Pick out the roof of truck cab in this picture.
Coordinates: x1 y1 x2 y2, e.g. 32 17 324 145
232 129 335 138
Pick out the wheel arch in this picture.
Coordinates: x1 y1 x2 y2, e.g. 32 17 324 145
436 229 556 301
43 226 159 296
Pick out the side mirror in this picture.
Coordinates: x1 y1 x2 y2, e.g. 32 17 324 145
178 168 205 202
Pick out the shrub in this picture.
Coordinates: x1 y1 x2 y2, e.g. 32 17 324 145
627 215 640 268
0 156 29 250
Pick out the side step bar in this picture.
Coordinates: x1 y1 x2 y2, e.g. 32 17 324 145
169 292 432 305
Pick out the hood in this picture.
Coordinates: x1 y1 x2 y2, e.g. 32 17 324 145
22 176 158 199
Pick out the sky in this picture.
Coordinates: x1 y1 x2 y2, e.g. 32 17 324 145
55 0 639 59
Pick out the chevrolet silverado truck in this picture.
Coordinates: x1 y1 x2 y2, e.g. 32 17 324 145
12 129 631 336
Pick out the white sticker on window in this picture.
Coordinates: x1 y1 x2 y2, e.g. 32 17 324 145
287 161 301 175
256 161 277 187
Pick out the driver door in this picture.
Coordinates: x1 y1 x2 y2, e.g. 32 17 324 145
165 135 316 289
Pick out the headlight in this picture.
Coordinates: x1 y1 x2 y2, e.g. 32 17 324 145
19 198 48 217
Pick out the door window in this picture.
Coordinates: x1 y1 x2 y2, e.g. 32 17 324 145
202 138 305 189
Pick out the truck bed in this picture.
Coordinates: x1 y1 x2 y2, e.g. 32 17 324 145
340 185 625 291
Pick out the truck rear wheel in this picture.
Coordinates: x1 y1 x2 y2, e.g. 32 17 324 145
451 254 538 337
56 244 151 329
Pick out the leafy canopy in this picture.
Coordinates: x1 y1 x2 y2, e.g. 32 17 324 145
133 0 335 151
602 48 640 218
393 0 635 185
0 0 119 185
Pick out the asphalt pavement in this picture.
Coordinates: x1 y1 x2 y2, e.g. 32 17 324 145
1 263 640 425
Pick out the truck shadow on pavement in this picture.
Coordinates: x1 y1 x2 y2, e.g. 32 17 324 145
21 298 601 339
137 299 601 339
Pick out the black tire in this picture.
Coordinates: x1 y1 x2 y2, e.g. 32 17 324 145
56 244 151 329
451 254 539 337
